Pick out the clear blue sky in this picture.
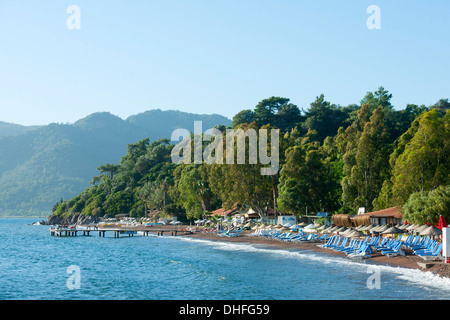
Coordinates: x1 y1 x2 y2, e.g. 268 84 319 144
0 0 449 125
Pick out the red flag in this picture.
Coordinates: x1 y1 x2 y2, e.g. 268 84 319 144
438 215 448 230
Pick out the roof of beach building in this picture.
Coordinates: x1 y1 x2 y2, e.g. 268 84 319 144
332 206 403 227
210 207 239 216
349 206 403 227
357 206 403 218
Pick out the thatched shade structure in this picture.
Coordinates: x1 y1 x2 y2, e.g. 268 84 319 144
350 214 371 227
333 226 348 234
413 225 429 233
347 230 365 238
361 224 375 231
419 225 442 236
351 206 403 227
370 225 389 233
381 226 405 234
377 225 390 232
405 224 419 231
298 222 308 227
341 228 353 235
332 214 353 227
321 226 334 233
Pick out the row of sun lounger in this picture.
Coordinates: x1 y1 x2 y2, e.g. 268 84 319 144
249 227 443 261
217 227 244 238
318 235 375 259
249 229 330 243
319 234 443 260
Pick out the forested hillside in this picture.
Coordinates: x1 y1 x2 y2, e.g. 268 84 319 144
51 88 450 225
0 110 231 216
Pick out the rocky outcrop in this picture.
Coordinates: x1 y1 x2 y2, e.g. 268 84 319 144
45 212 101 226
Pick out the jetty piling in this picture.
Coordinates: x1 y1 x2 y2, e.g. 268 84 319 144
50 226 191 238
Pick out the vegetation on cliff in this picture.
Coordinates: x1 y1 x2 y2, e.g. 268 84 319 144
51 88 449 225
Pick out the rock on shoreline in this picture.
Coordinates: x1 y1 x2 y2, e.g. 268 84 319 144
44 213 100 226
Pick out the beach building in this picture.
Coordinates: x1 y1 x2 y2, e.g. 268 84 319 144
351 206 403 226
210 207 239 219
332 206 403 227
243 208 260 219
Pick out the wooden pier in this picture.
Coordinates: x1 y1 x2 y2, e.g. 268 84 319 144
49 226 192 238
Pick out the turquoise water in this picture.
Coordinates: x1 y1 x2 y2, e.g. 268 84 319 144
1 218 450 300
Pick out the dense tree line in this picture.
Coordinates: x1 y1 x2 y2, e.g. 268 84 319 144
52 87 449 224
0 110 230 217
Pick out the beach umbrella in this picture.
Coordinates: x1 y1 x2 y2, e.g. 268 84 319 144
298 222 308 227
303 224 318 232
348 230 365 238
357 224 370 231
343 229 354 236
320 226 332 233
413 225 429 233
381 226 405 234
319 226 330 233
405 224 419 231
370 225 387 233
333 226 347 234
326 226 338 233
315 225 326 232
398 223 409 230
419 225 442 236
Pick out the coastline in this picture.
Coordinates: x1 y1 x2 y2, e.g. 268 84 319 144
180 228 450 280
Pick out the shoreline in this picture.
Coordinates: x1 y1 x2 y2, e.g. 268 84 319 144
69 222 450 280
180 228 450 280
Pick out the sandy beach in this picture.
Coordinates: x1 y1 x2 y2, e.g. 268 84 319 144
173 227 450 280
84 223 450 279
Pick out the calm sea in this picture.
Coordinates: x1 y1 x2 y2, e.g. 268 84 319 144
0 218 449 300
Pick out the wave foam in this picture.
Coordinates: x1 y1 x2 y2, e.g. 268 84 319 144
174 236 450 294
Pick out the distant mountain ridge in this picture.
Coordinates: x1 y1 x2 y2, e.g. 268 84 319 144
0 121 41 137
0 109 231 217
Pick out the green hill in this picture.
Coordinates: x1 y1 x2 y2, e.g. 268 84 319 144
0 110 231 217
